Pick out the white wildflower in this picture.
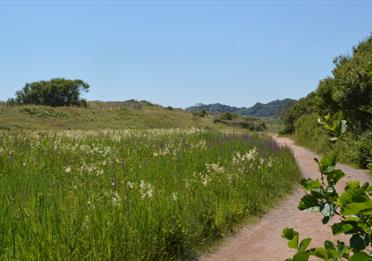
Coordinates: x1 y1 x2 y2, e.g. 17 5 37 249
206 162 225 174
87 198 95 209
127 181 134 189
139 180 154 199
112 192 121 206
202 175 210 187
267 159 273 168
260 158 265 165
172 192 177 201
246 147 258 161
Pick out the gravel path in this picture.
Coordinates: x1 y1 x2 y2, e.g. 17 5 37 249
201 136 370 261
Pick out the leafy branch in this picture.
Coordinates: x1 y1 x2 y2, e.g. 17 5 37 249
283 115 372 261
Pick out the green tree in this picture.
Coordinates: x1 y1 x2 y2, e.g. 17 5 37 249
11 78 90 107
281 34 372 134
280 92 317 133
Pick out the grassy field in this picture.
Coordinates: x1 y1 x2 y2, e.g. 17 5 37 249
0 101 219 131
0 101 278 132
0 129 299 260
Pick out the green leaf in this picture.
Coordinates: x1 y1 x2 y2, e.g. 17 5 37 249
344 216 361 222
324 166 336 173
367 61 372 75
332 222 353 234
339 186 367 206
336 241 350 258
322 216 331 224
288 234 299 249
324 114 331 121
324 240 335 250
299 238 312 251
345 181 361 190
320 154 337 172
350 235 366 251
301 179 321 190
343 201 372 215
292 251 310 261
313 247 327 258
349 251 370 261
327 169 345 185
282 227 296 240
298 195 319 211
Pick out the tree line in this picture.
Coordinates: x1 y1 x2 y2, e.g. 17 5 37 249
281 34 372 134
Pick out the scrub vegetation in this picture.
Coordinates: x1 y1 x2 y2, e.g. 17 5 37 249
281 35 372 169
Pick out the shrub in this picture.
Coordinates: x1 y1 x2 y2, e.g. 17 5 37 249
78 99 88 108
367 163 372 170
292 113 366 167
255 122 267 131
351 132 372 168
192 110 207 118
11 78 90 107
219 112 236 121
293 114 330 153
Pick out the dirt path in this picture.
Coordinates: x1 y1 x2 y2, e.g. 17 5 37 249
201 136 370 261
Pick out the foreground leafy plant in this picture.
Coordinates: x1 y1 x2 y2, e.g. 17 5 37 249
283 115 372 261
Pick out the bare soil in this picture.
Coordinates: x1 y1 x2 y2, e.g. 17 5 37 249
200 136 370 261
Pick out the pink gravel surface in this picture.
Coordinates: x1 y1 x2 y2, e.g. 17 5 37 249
200 136 370 261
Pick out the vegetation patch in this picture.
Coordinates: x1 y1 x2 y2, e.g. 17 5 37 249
281 35 372 169
0 129 299 260
20 106 70 118
213 112 267 131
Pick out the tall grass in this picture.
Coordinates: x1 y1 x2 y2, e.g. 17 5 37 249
293 114 366 167
0 129 299 260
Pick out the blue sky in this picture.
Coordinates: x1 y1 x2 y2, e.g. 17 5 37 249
0 1 371 108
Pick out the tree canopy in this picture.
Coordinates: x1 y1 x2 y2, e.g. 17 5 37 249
10 78 90 107
282 34 372 133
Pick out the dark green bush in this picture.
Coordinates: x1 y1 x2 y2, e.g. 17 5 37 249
192 110 207 118
219 112 236 121
11 78 90 107
281 35 372 134
351 132 372 168
78 99 88 108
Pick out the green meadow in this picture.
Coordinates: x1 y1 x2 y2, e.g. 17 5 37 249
0 129 299 260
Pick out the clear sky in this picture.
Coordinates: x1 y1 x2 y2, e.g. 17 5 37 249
0 1 371 108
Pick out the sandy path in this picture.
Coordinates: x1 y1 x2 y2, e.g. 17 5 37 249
201 136 370 261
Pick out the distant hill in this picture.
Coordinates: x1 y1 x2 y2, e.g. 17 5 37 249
187 103 240 113
186 99 296 117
